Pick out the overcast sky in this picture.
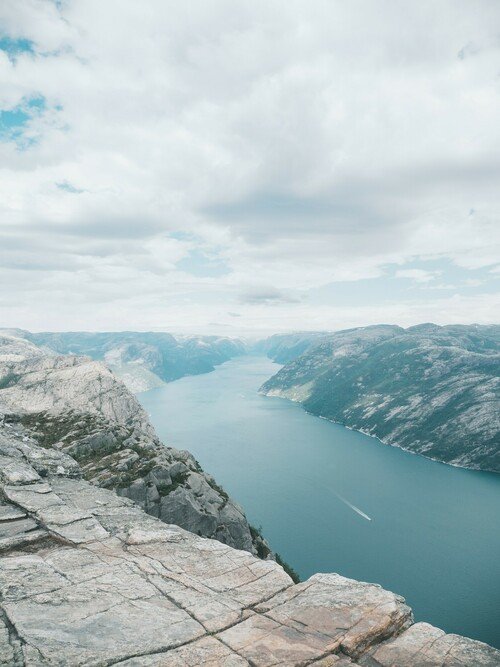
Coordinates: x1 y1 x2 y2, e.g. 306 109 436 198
0 1 499 335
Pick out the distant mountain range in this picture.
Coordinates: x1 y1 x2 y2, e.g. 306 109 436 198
2 331 497 663
260 324 500 472
253 331 330 364
1 329 246 393
3 324 498 473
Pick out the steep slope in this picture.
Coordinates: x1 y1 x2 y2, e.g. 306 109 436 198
4 330 246 393
254 331 329 363
0 334 269 556
260 324 500 472
1 424 498 665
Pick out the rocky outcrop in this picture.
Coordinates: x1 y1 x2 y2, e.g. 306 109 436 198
0 425 498 666
0 334 269 557
0 353 153 435
260 324 500 472
4 330 247 393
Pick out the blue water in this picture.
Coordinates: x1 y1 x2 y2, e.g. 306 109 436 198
140 356 500 648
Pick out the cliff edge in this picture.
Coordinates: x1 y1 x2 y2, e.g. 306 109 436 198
0 333 269 558
0 424 498 666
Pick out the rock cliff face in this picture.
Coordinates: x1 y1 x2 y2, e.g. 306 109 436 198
5 330 246 393
0 334 268 557
260 324 500 472
1 424 498 666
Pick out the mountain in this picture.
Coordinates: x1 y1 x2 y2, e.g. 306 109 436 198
2 330 246 393
253 331 329 363
0 333 269 557
260 324 500 472
1 424 499 664
1 331 499 662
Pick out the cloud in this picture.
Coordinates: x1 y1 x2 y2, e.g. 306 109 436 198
395 269 440 284
0 0 498 332
239 287 301 305
56 181 84 193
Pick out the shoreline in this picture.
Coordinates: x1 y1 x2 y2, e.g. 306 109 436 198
260 389 498 475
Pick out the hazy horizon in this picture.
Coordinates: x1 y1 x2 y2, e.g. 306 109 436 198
1 1 499 333
2 320 497 341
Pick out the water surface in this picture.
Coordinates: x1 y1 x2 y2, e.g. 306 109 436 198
140 356 500 647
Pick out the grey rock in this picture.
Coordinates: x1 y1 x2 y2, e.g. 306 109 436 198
0 334 269 556
251 573 413 660
0 615 23 666
0 353 154 437
0 458 40 485
0 427 497 666
359 622 500 666
0 529 51 555
116 636 250 666
3 483 64 513
0 504 26 521
0 517 39 540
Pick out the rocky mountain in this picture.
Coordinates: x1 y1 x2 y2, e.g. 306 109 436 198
1 423 499 665
260 324 500 472
0 333 269 558
253 331 329 364
2 330 246 393
1 331 499 663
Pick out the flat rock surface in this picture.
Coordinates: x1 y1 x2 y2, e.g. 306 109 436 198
0 427 498 666
359 622 500 666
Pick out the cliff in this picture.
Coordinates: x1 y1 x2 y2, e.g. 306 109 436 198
3 330 246 394
1 423 498 665
1 332 499 663
260 324 500 472
0 334 268 557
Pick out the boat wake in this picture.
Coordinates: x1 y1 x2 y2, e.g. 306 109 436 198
299 475 372 521
333 492 372 521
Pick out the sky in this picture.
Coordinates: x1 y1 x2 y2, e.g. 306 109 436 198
0 1 499 336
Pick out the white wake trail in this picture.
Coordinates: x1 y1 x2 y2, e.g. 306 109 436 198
333 492 372 521
299 474 372 522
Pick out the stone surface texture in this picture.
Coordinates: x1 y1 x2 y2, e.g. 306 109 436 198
0 426 498 666
0 332 499 665
0 334 269 557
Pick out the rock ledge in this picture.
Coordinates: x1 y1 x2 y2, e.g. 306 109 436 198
1 426 498 666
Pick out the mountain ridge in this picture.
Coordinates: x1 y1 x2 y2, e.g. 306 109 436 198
1 328 499 662
260 324 500 472
1 329 246 394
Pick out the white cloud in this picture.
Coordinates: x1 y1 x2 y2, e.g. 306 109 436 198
0 0 499 332
395 269 440 284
